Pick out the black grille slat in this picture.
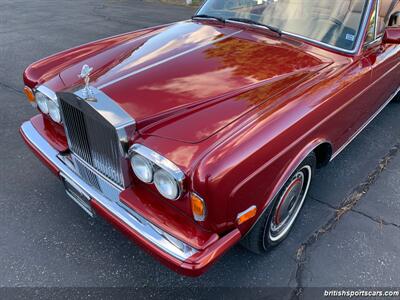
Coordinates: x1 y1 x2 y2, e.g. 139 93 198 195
63 102 92 164
85 115 121 182
60 99 124 187
75 158 100 190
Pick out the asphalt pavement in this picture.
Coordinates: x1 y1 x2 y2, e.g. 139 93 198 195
0 0 399 299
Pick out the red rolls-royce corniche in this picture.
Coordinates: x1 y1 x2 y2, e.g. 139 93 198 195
20 0 400 276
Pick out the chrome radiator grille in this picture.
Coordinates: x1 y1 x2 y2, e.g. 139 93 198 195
60 99 125 188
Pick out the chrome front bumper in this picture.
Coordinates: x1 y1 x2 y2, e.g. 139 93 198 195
20 121 197 261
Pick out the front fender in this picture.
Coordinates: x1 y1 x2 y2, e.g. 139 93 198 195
193 131 331 235
237 138 330 235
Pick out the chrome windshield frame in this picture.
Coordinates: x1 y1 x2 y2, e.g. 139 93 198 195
196 0 374 55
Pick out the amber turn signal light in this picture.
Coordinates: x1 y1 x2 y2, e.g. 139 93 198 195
191 193 206 222
236 205 257 225
23 86 36 106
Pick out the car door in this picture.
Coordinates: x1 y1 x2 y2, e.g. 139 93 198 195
363 0 400 110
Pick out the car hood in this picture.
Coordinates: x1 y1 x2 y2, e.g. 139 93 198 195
58 21 332 143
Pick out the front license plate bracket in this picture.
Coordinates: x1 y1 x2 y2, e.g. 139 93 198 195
61 173 94 217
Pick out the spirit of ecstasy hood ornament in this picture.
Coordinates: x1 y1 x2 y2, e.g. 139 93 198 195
78 64 96 101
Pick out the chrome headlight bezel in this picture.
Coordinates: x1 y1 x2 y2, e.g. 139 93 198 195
128 144 184 200
35 85 62 124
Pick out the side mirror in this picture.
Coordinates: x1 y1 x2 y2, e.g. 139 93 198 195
382 27 400 44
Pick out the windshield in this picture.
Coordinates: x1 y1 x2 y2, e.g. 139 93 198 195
197 0 369 51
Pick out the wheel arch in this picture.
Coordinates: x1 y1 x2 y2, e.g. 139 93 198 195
314 141 333 168
240 138 332 236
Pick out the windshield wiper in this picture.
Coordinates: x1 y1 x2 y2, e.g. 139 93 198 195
192 14 226 23
226 17 282 36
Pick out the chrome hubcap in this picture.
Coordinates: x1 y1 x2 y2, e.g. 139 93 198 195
267 166 312 243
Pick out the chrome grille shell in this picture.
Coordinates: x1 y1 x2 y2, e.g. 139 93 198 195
57 87 135 189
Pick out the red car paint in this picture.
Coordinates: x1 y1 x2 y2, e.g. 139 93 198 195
384 27 400 44
21 2 400 275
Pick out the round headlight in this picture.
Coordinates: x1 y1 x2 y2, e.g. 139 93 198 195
131 155 154 183
36 92 48 114
47 99 61 123
154 169 180 200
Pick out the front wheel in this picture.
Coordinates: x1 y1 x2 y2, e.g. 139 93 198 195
241 153 315 253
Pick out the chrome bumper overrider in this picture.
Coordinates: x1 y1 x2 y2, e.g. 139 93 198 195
20 121 197 261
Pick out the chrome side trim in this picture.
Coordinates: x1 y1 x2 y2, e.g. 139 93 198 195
21 121 197 260
331 86 400 161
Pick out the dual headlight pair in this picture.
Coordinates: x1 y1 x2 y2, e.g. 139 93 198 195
34 86 62 124
130 147 207 221
129 145 184 201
